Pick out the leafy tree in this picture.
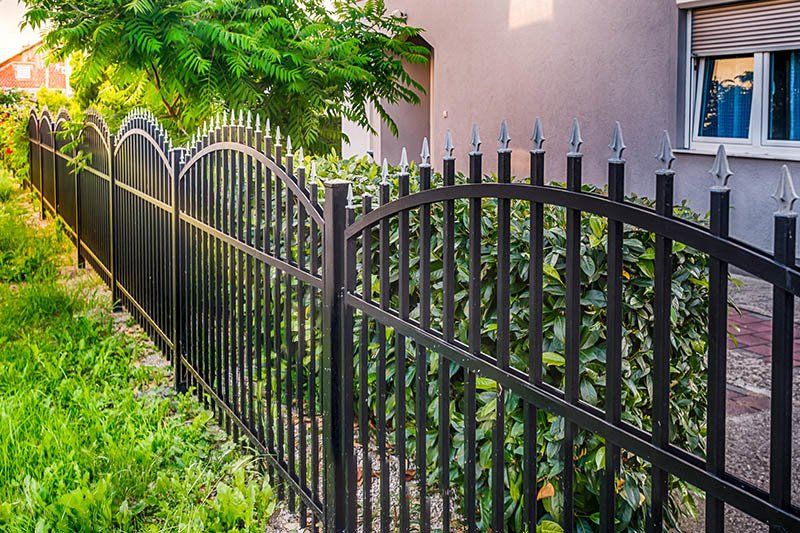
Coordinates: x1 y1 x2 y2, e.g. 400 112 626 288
23 0 428 151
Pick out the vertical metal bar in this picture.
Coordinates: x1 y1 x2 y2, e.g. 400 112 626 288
649 167 674 532
602 152 625 532
360 194 373 533
397 163 410 533
417 149 431 533
286 148 296 512
322 180 352 533
75 131 84 268
525 142 545 530
297 163 308 527
440 145 455 533
309 180 320 516
378 176 391 533
493 132 511 532
769 182 796 533
563 148 582 533
173 149 186 391
254 123 264 441
344 195 357 531
109 135 120 310
707 182 730 533
466 135 481 532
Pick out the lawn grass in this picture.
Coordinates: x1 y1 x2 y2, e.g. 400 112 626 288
0 173 276 531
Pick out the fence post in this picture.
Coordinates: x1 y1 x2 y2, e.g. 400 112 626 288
172 148 187 393
75 140 84 269
322 179 353 533
38 123 44 219
109 134 120 311
769 165 796 533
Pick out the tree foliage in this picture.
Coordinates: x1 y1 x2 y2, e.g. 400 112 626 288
23 0 429 151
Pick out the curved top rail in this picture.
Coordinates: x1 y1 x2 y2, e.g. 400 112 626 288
55 107 71 124
84 108 110 136
114 127 174 177
344 182 800 297
117 109 172 150
180 140 323 226
39 106 52 122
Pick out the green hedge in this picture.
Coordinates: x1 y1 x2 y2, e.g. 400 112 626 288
313 155 707 531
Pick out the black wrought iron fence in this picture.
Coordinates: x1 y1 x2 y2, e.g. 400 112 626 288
26 106 800 532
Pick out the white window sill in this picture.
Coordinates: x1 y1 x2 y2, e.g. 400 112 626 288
675 148 800 163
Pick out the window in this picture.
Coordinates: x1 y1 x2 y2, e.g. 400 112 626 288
13 64 31 80
698 56 754 139
685 0 800 157
768 50 800 141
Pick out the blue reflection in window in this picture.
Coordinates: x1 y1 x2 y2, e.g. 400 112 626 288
699 56 754 139
769 50 800 141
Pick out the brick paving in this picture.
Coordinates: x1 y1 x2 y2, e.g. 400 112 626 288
725 307 800 416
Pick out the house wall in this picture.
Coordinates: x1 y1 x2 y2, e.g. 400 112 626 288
376 0 797 253
0 45 69 93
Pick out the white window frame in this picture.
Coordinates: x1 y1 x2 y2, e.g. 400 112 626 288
13 64 32 80
685 12 800 158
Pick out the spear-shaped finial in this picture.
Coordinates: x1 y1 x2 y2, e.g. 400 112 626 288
346 183 355 209
215 112 221 129
655 130 675 171
238 109 244 126
469 123 481 154
265 118 271 136
444 129 455 158
255 113 261 132
531 117 545 152
399 147 409 174
420 137 430 165
275 126 281 145
606 121 625 161
297 147 304 168
381 158 390 185
222 111 228 126
229 108 236 125
246 110 252 129
311 161 319 183
286 135 292 153
568 118 583 155
772 165 799 216
498 119 511 151
710 145 733 190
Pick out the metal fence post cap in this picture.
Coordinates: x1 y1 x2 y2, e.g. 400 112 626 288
324 179 351 188
568 118 583 156
772 165 799 217
709 145 733 191
608 121 626 162
531 117 545 152
655 130 675 171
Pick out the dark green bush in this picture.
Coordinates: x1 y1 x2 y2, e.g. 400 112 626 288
314 155 708 531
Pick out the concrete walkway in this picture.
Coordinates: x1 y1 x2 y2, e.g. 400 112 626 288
683 274 800 531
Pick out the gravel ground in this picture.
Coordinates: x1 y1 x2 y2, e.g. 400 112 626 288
681 274 800 532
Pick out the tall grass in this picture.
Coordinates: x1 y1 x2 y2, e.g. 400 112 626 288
0 172 276 531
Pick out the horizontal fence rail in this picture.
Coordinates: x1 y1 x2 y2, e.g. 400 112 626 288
27 107 799 532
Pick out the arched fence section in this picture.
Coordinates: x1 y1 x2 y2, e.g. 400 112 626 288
39 108 56 214
114 111 176 352
76 110 113 283
27 108 800 532
177 112 325 524
54 108 76 233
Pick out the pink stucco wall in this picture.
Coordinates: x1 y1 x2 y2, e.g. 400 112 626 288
365 0 800 252
383 0 681 184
